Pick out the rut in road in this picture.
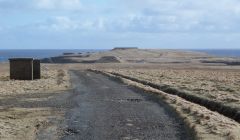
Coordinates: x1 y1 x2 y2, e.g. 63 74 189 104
61 71 193 140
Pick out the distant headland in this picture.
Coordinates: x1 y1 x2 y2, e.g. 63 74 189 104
112 47 138 50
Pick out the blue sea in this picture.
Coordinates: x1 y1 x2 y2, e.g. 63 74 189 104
191 49 240 58
0 49 105 62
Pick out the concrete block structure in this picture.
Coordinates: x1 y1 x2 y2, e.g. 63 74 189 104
9 58 34 80
33 60 41 79
9 58 41 80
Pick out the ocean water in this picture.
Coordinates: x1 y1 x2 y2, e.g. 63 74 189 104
0 49 104 62
192 49 240 58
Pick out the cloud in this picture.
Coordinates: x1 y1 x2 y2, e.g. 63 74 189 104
36 16 105 31
35 0 82 10
0 0 30 9
1 0 240 33
0 0 82 10
109 0 240 33
39 16 79 31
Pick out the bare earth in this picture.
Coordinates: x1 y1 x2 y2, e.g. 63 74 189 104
0 49 240 140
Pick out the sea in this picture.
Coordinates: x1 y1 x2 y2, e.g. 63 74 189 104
0 49 240 62
0 49 105 62
191 49 240 58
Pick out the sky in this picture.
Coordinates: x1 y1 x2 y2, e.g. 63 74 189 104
0 0 240 49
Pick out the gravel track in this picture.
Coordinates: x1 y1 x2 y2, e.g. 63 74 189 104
61 71 193 140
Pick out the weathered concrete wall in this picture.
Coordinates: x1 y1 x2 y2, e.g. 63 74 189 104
9 58 33 80
33 60 41 79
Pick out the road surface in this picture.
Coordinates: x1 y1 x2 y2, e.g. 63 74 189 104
61 71 192 140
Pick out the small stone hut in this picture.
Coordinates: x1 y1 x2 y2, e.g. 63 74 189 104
9 58 41 80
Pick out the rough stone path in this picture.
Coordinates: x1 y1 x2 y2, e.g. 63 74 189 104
61 71 192 140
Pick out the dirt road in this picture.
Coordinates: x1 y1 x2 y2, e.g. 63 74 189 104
61 71 192 140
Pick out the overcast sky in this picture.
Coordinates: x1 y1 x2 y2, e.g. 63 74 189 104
0 0 240 49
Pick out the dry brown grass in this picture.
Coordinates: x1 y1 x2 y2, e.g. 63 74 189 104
0 66 70 96
0 64 69 140
104 69 240 108
0 107 63 140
